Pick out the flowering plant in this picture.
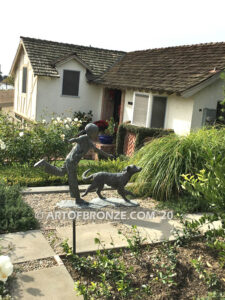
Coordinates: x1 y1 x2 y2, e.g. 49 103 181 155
94 120 109 133
0 256 13 283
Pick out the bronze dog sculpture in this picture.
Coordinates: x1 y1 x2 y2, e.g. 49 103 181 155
82 165 142 202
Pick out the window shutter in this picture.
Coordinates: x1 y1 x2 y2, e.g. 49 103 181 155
22 67 27 93
62 70 80 96
132 94 149 127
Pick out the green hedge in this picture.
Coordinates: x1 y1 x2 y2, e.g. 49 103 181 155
0 159 127 187
116 123 174 155
0 182 38 233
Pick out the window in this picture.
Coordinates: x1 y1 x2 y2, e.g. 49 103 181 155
132 93 149 127
22 67 27 93
216 101 225 124
132 93 167 128
62 70 80 96
151 96 167 128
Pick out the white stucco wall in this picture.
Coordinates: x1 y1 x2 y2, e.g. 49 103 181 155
123 89 134 122
123 90 194 135
191 78 224 129
14 48 37 120
36 59 103 121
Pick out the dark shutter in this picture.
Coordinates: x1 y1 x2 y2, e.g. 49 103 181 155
22 67 27 93
62 70 80 96
150 96 167 128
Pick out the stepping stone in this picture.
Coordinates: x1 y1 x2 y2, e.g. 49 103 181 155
120 216 183 243
10 265 82 300
56 197 139 209
0 230 55 263
57 223 128 253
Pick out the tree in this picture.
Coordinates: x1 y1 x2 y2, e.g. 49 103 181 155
2 76 14 86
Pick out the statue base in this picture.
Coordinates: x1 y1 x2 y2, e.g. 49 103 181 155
56 198 139 209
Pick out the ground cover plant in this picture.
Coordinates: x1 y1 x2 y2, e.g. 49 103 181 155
0 181 38 234
62 223 225 299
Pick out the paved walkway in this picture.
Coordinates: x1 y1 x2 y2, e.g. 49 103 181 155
22 184 113 194
0 230 55 263
0 230 82 299
10 265 82 300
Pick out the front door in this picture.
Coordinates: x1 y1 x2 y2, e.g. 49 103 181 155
101 88 121 122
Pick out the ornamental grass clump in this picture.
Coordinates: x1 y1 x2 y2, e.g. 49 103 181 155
131 127 225 200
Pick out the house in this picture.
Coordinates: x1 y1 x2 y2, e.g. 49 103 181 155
10 37 225 135
10 37 125 122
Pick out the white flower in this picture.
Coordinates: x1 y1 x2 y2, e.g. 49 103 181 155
74 118 78 122
42 119 46 124
19 132 24 137
79 120 82 123
60 134 65 141
53 120 57 125
56 117 61 122
0 140 6 150
63 119 68 124
0 256 13 282
67 117 72 123
65 124 70 129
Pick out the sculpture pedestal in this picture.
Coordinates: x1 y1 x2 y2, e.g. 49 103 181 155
56 197 139 209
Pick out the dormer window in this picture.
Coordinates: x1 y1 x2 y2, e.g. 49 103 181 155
62 70 80 96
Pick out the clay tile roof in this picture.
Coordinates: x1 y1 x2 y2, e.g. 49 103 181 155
94 42 225 94
21 36 125 78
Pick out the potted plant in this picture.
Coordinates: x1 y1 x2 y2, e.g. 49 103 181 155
95 118 117 144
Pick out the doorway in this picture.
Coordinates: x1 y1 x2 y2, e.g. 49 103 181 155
101 88 122 123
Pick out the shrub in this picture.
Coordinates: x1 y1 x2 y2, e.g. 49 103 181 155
0 114 83 165
0 181 38 233
131 127 225 201
73 110 93 130
0 159 127 187
116 123 173 155
182 155 225 212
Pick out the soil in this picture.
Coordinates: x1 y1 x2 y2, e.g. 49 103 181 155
62 239 225 300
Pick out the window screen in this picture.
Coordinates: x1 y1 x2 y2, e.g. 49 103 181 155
132 93 149 127
62 70 80 96
150 96 167 128
22 67 27 93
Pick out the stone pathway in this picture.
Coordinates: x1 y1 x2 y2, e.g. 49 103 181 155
0 230 82 299
0 230 55 263
10 265 82 300
57 223 128 253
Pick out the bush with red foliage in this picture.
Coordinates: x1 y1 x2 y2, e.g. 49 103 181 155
94 120 109 132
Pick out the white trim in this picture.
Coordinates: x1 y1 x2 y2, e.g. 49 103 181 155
181 72 222 98
55 55 92 73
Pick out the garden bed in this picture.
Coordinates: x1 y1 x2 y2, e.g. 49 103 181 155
62 237 225 299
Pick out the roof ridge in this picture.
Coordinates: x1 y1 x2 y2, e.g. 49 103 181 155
129 41 225 54
20 36 126 54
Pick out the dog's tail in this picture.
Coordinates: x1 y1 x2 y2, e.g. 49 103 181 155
82 169 93 181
